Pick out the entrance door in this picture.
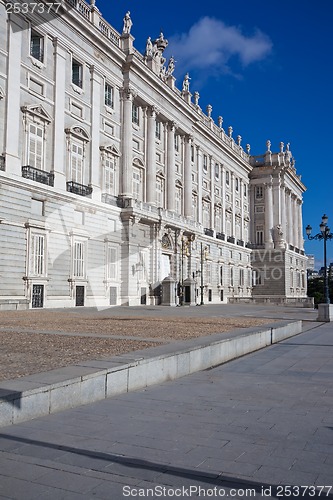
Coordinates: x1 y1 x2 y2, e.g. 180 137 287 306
32 284 44 308
140 287 147 305
75 286 85 306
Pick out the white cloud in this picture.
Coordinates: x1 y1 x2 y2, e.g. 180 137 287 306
167 17 272 76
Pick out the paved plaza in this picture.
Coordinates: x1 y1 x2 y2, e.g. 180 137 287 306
0 305 332 499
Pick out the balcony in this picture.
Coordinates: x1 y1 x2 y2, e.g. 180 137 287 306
227 236 235 244
66 181 92 197
204 228 214 237
22 165 54 186
216 232 225 241
0 156 5 171
102 193 123 207
237 239 244 247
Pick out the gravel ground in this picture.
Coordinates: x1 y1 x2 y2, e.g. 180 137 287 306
0 310 270 381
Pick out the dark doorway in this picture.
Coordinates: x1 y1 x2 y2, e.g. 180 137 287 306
140 287 147 305
32 284 44 308
75 286 85 306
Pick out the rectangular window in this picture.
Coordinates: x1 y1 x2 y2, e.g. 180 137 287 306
220 265 223 285
244 183 247 197
71 143 84 184
30 31 44 62
256 186 263 199
156 177 164 207
28 124 44 170
31 234 45 276
203 155 208 172
73 241 85 277
155 121 161 140
107 245 117 280
132 167 142 200
72 59 83 88
175 186 182 214
104 83 114 108
230 267 234 287
104 156 116 194
239 268 244 286
215 163 219 179
206 262 211 284
191 146 194 162
174 134 179 152
132 104 139 125
225 171 230 186
235 178 239 191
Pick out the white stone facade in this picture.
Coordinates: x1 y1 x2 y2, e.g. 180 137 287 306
0 1 309 309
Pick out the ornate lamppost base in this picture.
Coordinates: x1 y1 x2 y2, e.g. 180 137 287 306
317 303 333 322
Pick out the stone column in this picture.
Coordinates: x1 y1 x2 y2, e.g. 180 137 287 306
52 38 67 189
210 156 215 230
298 199 303 250
292 195 298 248
167 122 176 211
287 189 293 247
120 87 134 198
90 65 102 199
146 106 157 205
231 173 235 237
196 146 203 224
280 184 286 241
265 181 274 248
221 165 226 234
240 179 244 241
184 135 192 218
5 16 23 173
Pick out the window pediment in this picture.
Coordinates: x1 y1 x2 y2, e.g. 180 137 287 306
65 126 90 141
133 157 144 168
100 144 120 156
21 104 52 123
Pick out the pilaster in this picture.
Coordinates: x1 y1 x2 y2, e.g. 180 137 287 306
265 180 274 249
184 135 192 218
197 146 203 224
120 87 135 198
166 121 176 211
146 106 157 205
52 38 67 189
90 65 102 200
210 156 215 230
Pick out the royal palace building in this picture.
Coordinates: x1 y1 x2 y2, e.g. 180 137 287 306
0 0 310 309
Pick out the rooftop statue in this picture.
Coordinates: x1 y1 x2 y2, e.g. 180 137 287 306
144 37 153 58
122 11 132 35
166 56 175 77
182 73 190 92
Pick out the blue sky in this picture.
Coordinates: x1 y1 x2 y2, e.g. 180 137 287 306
99 1 333 269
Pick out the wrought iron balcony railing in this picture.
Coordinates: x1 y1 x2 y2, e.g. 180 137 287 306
204 228 214 237
22 165 54 186
216 232 225 241
0 155 5 171
66 181 93 196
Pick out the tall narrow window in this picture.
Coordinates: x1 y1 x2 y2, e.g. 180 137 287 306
71 143 84 184
72 59 83 88
28 124 44 170
235 178 239 191
215 163 219 179
203 155 208 172
255 186 263 199
31 234 45 276
256 225 264 245
230 267 234 286
132 167 143 201
73 241 85 277
175 186 182 214
226 170 230 186
104 156 116 194
155 121 161 140
107 245 117 280
132 104 139 125
156 177 164 207
104 83 114 108
30 31 44 62
174 134 179 152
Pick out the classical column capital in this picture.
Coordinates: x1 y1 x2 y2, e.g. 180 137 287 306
120 87 137 101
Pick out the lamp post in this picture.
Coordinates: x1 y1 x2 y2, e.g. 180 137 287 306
306 214 333 304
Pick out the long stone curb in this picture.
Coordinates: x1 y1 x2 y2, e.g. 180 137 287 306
0 320 302 427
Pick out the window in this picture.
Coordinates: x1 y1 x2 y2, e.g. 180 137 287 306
239 268 244 286
230 267 234 287
72 59 83 88
175 186 182 214
132 166 143 201
215 163 219 179
70 143 84 184
132 103 139 125
156 177 164 207
107 245 117 280
104 155 116 195
244 183 247 197
203 155 208 172
73 241 85 277
30 31 44 62
155 121 161 140
28 124 44 170
235 178 239 191
206 262 211 284
255 186 263 199
191 146 194 162
256 225 264 245
32 199 44 216
203 201 210 228
104 83 114 108
192 194 197 218
174 134 179 152
31 234 45 276
220 265 223 285
225 171 230 186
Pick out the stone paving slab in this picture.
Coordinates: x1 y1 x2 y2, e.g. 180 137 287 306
0 320 332 498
